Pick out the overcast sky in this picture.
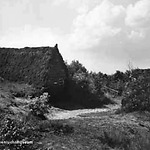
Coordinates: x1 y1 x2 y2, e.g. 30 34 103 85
0 0 150 74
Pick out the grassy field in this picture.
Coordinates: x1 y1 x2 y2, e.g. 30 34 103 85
34 110 150 150
0 81 150 150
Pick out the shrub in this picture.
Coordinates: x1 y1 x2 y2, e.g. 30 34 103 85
28 92 50 119
122 76 150 112
98 130 130 149
0 117 37 150
2 81 38 98
66 61 111 108
51 122 74 135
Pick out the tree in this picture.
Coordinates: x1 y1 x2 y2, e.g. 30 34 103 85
67 60 87 77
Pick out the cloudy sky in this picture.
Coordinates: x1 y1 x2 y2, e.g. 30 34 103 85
0 0 150 74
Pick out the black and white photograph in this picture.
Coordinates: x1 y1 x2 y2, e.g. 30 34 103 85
0 0 150 149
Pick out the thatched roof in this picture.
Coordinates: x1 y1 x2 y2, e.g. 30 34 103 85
0 45 68 94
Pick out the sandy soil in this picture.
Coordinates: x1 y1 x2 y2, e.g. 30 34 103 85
47 104 120 120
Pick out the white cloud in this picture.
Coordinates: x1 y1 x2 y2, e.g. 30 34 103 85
125 0 150 28
0 25 61 48
1 0 150 73
0 0 127 73
128 30 145 40
51 0 67 6
67 0 125 50
52 0 101 14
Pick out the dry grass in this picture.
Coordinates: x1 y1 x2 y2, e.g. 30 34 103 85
30 110 150 150
0 80 150 150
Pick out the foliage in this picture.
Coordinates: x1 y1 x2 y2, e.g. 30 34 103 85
6 82 38 98
51 122 74 135
122 75 150 112
97 127 131 149
120 69 150 112
0 116 38 150
28 92 50 119
0 92 51 149
65 60 111 108
67 60 87 77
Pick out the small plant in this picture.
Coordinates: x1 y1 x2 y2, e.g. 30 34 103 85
51 122 74 135
28 92 51 120
0 117 36 150
37 120 74 135
97 126 131 149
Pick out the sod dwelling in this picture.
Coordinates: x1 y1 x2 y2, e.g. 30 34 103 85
0 45 68 97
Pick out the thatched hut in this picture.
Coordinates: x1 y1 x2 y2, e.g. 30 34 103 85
0 45 68 95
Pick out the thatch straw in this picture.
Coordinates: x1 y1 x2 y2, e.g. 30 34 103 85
0 45 68 94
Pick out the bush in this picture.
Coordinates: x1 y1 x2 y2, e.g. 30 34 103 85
0 117 37 150
36 120 74 135
51 122 74 135
2 81 38 98
98 130 130 149
28 92 50 119
66 61 111 108
122 76 150 112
